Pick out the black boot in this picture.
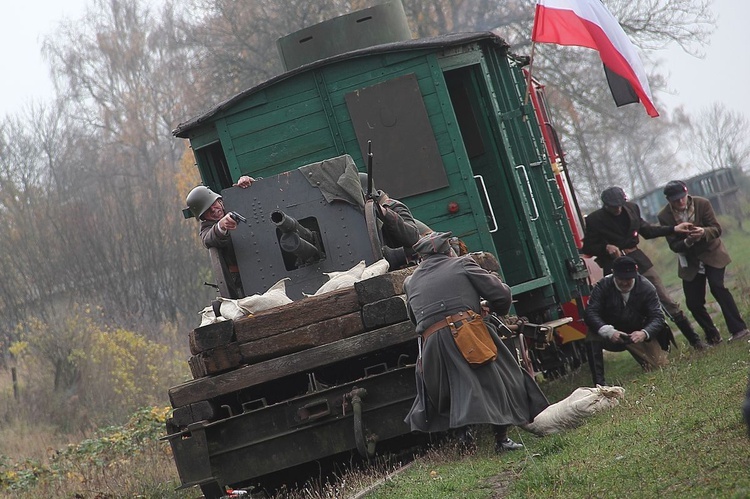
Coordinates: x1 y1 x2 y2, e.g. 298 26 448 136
674 315 707 349
454 426 476 453
493 425 523 452
585 342 606 386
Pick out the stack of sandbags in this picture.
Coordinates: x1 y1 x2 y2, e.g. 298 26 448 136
312 259 390 295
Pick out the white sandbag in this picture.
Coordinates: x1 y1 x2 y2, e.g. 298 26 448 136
361 258 390 280
216 278 293 319
522 385 625 436
199 306 229 327
237 278 293 313
313 260 367 295
313 274 358 295
327 260 367 280
219 298 246 320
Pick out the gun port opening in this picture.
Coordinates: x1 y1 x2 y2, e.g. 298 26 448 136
272 212 325 270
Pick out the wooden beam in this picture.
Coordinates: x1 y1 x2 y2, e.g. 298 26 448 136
189 320 235 355
234 287 360 343
361 295 408 330
354 267 414 305
239 312 364 364
169 321 416 408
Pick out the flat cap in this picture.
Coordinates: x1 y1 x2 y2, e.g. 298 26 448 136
612 256 639 279
663 180 688 202
601 186 626 207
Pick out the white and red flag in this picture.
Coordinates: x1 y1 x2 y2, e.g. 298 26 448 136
531 0 658 117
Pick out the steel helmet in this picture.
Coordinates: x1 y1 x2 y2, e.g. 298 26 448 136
186 185 221 219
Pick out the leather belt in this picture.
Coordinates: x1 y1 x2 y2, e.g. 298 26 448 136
622 246 639 255
421 310 476 342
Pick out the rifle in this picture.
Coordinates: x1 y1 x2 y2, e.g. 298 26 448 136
366 140 373 199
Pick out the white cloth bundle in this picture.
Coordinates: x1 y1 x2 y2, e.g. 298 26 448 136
522 385 626 436
236 278 293 313
200 278 293 323
313 260 367 295
310 259 390 295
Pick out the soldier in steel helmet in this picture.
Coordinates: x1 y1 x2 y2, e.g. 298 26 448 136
358 172 423 247
358 172 428 267
185 176 254 297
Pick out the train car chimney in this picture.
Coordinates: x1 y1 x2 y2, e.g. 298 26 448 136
276 1 413 71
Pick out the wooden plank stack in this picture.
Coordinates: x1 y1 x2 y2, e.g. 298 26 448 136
170 267 416 411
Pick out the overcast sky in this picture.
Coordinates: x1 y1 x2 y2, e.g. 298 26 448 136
1 0 748 122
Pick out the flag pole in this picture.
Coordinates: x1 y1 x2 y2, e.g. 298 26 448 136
525 1 540 108
524 40 537 107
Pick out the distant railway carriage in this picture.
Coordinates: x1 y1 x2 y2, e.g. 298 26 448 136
166 2 590 496
631 167 740 223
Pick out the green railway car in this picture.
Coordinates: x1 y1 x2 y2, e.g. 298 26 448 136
167 2 590 496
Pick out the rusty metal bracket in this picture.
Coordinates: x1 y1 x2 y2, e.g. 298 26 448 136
346 387 376 458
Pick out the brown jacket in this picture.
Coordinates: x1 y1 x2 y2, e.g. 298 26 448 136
657 195 730 281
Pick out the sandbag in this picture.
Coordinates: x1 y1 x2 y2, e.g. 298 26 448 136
313 260 367 295
522 385 625 436
198 279 293 323
237 278 293 313
360 258 390 280
199 306 229 327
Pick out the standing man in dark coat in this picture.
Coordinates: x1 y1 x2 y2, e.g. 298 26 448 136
584 256 671 386
657 180 750 344
403 232 548 452
581 186 705 349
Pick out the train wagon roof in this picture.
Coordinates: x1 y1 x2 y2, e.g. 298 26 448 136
173 31 510 138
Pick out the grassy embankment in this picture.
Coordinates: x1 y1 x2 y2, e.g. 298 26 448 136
356 338 750 499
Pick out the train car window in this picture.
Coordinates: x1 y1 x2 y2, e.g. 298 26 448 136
195 142 233 191
345 73 449 199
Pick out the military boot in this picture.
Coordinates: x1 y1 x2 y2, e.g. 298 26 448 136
674 315 707 350
585 342 607 386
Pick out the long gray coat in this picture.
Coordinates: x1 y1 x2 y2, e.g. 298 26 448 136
403 253 548 432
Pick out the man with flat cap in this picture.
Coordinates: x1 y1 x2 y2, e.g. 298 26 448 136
581 186 704 349
658 180 750 344
584 256 673 385
403 231 548 452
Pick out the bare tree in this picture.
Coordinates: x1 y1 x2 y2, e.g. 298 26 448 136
40 0 214 330
688 103 750 172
